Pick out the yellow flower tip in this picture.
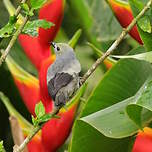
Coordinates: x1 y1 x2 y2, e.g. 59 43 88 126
59 102 77 113
24 130 42 141
33 130 42 141
108 0 131 12
138 127 152 138
6 56 39 87
51 54 56 61
43 0 53 7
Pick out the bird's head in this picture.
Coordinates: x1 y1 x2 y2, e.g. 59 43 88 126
50 42 73 56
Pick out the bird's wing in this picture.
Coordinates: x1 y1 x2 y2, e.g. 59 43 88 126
47 51 81 84
47 72 73 101
47 59 64 83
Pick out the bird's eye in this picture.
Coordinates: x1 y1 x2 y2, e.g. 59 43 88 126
57 46 60 51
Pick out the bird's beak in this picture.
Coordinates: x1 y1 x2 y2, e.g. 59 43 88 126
50 42 56 48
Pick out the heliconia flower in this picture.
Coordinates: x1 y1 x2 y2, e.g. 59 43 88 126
0 91 44 152
4 0 85 151
6 56 40 115
107 0 143 44
19 0 64 70
39 55 81 151
39 55 55 112
27 134 45 152
104 60 114 69
132 127 152 152
38 0 65 46
5 55 86 151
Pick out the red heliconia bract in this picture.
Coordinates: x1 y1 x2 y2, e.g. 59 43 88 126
133 127 152 152
8 55 79 151
107 0 143 44
14 77 40 115
6 0 81 151
41 107 76 151
18 35 51 71
6 56 41 115
38 0 64 46
27 136 45 152
39 56 78 151
39 56 54 112
18 0 64 70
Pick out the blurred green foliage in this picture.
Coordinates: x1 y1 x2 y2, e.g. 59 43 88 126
0 0 141 151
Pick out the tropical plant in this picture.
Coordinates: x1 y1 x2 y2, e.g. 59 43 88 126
0 0 152 152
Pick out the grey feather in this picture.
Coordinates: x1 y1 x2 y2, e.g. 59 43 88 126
47 72 73 101
47 43 81 84
55 75 79 106
47 43 81 107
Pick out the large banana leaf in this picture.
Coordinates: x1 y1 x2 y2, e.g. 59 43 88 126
69 55 152 152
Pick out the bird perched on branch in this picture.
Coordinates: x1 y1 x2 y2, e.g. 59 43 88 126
47 42 81 107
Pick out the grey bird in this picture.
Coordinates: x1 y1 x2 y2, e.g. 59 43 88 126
47 42 81 107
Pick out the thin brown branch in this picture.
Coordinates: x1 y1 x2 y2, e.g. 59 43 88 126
12 0 152 151
0 0 27 66
80 0 152 84
9 116 28 152
13 107 59 152
15 0 27 17
0 16 28 66
0 0 27 45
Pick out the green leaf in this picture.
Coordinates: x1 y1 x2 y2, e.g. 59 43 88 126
9 15 17 24
0 23 14 38
39 114 52 123
22 19 54 37
0 14 18 38
21 3 30 12
80 96 139 138
68 0 122 47
31 115 38 126
68 29 82 48
126 78 152 129
81 77 152 138
32 115 35 124
126 104 143 129
0 14 19 38
32 113 51 126
138 16 151 33
111 51 152 63
88 42 116 64
69 55 152 151
80 58 152 138
53 115 61 119
0 141 5 152
0 92 32 130
20 3 32 16
129 0 152 51
35 101 45 118
69 121 130 152
30 0 47 10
